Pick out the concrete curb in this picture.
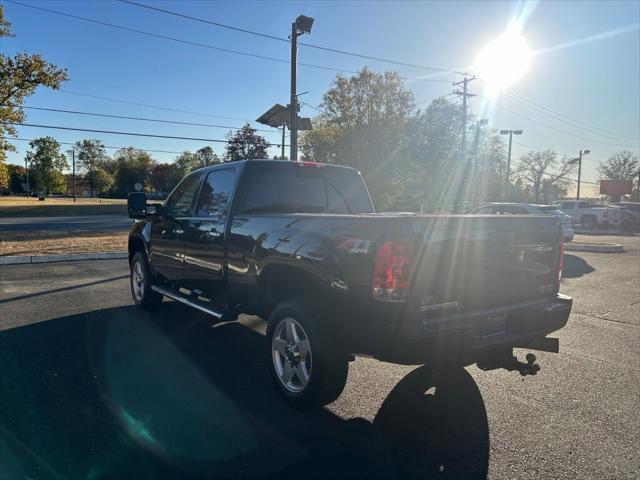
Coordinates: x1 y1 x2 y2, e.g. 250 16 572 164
0 252 128 265
565 243 623 253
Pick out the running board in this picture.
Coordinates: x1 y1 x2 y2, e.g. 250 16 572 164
151 285 224 319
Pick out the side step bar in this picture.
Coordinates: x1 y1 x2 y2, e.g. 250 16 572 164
151 285 224 319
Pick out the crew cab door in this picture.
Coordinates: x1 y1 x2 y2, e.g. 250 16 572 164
150 173 201 282
183 167 237 296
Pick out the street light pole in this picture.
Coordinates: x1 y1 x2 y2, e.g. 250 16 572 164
289 21 298 162
575 149 590 200
499 129 523 200
288 15 314 162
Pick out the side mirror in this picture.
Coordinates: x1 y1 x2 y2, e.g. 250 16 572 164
127 192 147 219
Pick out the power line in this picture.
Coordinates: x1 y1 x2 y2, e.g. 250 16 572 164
477 94 640 148
23 106 279 133
480 81 640 144
3 136 184 155
117 0 458 74
60 90 259 123
8 0 451 85
2 122 288 146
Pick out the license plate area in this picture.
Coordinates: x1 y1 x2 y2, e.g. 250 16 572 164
478 313 508 337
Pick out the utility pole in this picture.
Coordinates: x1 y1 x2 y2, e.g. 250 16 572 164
453 75 476 157
72 149 76 202
499 129 523 200
281 125 286 159
572 149 590 200
25 158 29 198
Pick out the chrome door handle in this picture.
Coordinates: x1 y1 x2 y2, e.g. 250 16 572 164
172 228 184 235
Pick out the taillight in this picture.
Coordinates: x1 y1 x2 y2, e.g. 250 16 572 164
372 240 413 302
556 239 564 286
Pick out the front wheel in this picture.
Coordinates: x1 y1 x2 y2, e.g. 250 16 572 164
130 251 163 310
267 299 348 411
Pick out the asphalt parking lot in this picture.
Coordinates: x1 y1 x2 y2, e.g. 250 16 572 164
0 235 638 480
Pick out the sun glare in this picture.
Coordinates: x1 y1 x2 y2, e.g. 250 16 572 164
474 28 532 91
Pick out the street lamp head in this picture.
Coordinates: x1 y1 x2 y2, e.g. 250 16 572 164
295 15 314 34
499 129 509 135
583 149 591 155
513 130 523 135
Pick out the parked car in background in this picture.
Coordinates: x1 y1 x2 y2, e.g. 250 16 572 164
551 200 624 230
470 203 574 242
610 201 640 231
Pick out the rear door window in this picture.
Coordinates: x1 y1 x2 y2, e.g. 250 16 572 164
241 166 373 214
195 169 237 217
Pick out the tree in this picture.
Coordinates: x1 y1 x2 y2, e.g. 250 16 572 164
515 150 575 203
150 163 182 193
174 146 221 175
196 146 219 167
598 151 639 181
0 6 68 169
225 124 269 161
74 139 110 197
112 147 155 197
25 137 68 195
91 168 114 195
7 163 27 194
300 68 415 208
393 97 463 211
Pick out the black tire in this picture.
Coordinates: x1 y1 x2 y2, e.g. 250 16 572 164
130 251 163 310
266 299 348 411
581 215 597 230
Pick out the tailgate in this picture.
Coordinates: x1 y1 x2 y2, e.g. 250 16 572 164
411 215 562 315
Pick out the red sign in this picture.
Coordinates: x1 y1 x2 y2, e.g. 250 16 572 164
600 180 633 195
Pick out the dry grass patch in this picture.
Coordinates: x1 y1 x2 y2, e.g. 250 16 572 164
1 230 128 256
0 196 127 217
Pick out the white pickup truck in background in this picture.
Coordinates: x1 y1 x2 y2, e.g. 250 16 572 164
552 200 624 230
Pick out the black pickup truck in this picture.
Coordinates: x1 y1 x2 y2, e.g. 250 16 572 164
127 160 572 410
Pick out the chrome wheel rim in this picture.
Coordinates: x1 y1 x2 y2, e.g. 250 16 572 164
272 317 312 393
132 260 144 301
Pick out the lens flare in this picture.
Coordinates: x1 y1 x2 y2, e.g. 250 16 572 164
474 28 533 90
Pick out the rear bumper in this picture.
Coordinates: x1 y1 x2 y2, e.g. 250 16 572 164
369 294 572 365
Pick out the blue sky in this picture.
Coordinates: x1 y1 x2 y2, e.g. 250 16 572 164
3 0 639 196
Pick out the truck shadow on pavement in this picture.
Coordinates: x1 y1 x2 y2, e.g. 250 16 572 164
562 254 596 278
0 304 489 480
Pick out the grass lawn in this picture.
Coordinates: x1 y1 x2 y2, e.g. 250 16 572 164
1 229 128 256
0 196 127 217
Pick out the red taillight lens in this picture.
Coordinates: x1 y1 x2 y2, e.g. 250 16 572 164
372 240 413 301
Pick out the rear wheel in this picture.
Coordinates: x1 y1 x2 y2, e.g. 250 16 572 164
130 251 163 310
581 215 597 230
267 299 348 410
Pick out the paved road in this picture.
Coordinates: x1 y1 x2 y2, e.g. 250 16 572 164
0 214 133 232
0 236 638 479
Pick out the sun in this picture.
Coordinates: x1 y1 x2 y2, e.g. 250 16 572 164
474 28 533 91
